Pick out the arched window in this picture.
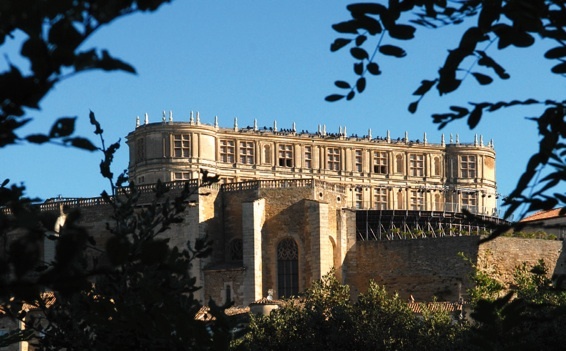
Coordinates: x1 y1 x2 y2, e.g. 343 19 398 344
228 239 243 262
277 238 298 298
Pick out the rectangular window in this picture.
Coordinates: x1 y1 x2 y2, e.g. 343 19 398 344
304 146 312 169
373 188 387 209
220 140 235 163
461 192 477 208
239 141 255 164
173 134 190 157
136 137 145 162
409 154 424 177
355 192 363 209
373 151 387 174
278 144 293 167
327 148 340 171
409 190 424 210
174 172 191 180
354 150 362 172
460 155 476 178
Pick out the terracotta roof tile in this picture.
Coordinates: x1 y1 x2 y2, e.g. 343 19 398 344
521 207 566 222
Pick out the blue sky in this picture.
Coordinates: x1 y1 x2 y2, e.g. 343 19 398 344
1 1 564 218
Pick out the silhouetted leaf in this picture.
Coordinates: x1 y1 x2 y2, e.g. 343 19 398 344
388 24 416 40
350 47 369 60
25 134 50 144
67 137 98 151
476 51 510 79
346 90 355 100
98 50 136 74
544 46 566 59
379 45 406 57
468 106 483 129
356 77 366 92
355 35 367 46
353 14 383 35
347 3 387 15
89 110 103 135
450 106 469 116
366 62 381 75
354 62 364 75
478 1 501 32
471 72 493 85
330 38 351 52
408 100 419 113
412 79 437 96
551 62 566 74
1 179 8 187
325 94 345 102
49 117 76 138
494 24 534 48
332 20 360 34
335 80 351 89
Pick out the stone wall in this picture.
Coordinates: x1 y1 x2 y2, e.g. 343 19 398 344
343 236 478 301
478 236 566 287
203 268 245 306
342 235 566 302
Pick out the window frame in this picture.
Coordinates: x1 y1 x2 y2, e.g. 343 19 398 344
239 141 255 165
219 139 235 163
278 144 293 167
460 155 477 178
327 147 340 171
409 154 425 177
373 151 388 174
173 134 190 158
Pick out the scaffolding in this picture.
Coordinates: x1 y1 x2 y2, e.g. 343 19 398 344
356 210 509 241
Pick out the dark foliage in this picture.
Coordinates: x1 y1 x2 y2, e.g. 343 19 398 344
328 1 566 219
0 1 231 349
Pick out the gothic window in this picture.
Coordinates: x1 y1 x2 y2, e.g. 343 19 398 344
228 239 243 261
239 141 255 164
304 146 312 169
173 134 190 157
327 148 340 171
278 144 293 167
373 188 387 209
354 150 363 172
409 190 424 210
373 151 387 174
460 155 476 178
409 154 424 177
396 154 404 173
220 140 235 163
277 238 298 298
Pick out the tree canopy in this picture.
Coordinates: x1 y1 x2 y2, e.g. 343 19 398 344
327 0 566 219
0 1 230 349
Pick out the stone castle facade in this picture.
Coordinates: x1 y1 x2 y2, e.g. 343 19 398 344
120 113 504 305
127 113 498 215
